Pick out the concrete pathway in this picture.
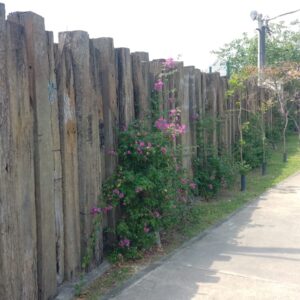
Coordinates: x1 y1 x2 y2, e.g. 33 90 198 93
107 172 300 300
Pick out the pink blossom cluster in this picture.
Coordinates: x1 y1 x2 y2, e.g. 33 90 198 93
155 116 187 139
135 186 143 193
169 109 177 117
154 79 164 91
90 207 101 215
161 147 167 155
135 140 153 155
103 205 113 213
113 188 125 199
153 211 161 218
144 226 150 233
180 178 197 190
119 238 130 248
190 182 197 190
90 205 113 216
163 58 176 70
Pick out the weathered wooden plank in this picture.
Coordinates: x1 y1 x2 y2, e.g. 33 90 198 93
0 6 22 299
182 66 193 175
115 48 135 129
174 61 184 155
149 60 164 115
217 76 226 152
61 31 102 269
7 19 38 299
89 40 104 264
220 77 231 153
131 52 150 121
8 11 57 299
132 52 149 62
92 37 118 178
0 10 38 299
56 32 81 280
92 38 118 245
187 66 197 162
195 69 202 157
0 6 12 298
46 31 64 285
205 73 218 151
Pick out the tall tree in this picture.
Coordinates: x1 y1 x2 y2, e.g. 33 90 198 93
213 21 300 74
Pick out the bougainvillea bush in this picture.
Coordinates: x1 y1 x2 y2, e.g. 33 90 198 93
90 58 196 260
193 154 237 200
101 122 195 259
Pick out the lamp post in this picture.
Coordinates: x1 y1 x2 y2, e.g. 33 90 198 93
250 11 267 85
250 8 300 85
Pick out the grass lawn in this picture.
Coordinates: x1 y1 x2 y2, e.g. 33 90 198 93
78 134 300 300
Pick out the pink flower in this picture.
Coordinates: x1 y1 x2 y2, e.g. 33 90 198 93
163 58 176 70
119 193 125 199
154 79 164 91
155 117 169 131
107 149 117 156
189 182 197 190
161 147 167 155
144 226 150 233
169 109 177 117
90 207 101 215
102 205 113 213
127 150 132 155
113 189 120 195
147 142 152 149
135 187 143 193
153 211 161 218
181 178 188 184
119 238 130 248
139 141 145 147
176 124 186 135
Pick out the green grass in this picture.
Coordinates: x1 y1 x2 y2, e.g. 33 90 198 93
180 134 300 238
77 266 134 300
80 134 300 299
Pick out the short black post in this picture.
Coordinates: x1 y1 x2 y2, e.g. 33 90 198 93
261 162 266 176
241 174 246 191
283 152 287 162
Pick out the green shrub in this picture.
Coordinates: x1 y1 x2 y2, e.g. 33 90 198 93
193 154 237 200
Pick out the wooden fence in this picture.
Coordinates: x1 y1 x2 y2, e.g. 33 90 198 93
0 4 264 299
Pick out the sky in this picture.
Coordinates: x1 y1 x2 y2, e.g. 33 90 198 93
4 0 300 72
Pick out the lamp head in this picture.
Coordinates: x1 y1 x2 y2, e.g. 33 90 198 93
250 10 258 21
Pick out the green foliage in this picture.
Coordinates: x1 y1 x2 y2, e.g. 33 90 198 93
101 121 194 259
213 21 300 74
235 116 271 168
193 154 237 199
195 116 238 199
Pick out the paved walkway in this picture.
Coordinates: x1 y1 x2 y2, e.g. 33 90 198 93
107 172 300 300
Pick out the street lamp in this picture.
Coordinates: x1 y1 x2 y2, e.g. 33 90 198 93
250 8 300 85
250 10 267 85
